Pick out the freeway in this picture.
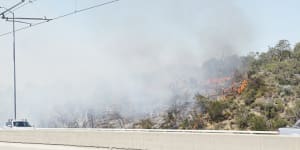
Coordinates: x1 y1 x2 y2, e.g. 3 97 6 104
0 142 106 150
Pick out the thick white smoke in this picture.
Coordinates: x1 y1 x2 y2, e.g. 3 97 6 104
0 0 254 126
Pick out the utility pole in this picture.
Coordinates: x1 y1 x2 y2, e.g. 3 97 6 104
0 0 51 120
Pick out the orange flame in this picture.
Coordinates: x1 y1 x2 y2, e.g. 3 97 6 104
237 80 248 94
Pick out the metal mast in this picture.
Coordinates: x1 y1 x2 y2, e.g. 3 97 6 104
0 0 51 120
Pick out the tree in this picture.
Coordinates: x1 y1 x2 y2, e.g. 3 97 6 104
269 40 292 61
294 42 300 60
294 42 300 53
275 40 292 51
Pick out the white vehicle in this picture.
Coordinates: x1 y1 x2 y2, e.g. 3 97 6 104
4 119 33 129
279 120 300 135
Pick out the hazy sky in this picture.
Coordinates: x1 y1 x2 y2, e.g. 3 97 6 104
0 0 300 125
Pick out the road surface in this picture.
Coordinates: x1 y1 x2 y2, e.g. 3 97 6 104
0 142 107 150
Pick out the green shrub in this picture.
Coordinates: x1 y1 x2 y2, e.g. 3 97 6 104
272 117 288 129
249 115 267 131
138 119 154 129
207 101 227 122
190 114 206 129
278 77 290 85
243 89 256 105
263 103 278 119
194 94 209 112
274 99 285 113
295 87 300 98
235 106 252 129
179 119 191 129
293 100 300 120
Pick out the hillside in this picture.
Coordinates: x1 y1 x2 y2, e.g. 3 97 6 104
46 40 300 131
134 40 300 131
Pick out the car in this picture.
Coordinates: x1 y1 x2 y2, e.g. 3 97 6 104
4 119 34 129
279 120 300 135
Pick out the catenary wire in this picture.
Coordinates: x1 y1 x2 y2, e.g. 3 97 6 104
12 0 38 12
0 0 120 38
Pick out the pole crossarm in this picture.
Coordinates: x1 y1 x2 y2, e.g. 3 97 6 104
4 17 52 21
6 20 32 26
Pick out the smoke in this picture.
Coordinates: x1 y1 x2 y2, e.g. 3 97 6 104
0 0 254 126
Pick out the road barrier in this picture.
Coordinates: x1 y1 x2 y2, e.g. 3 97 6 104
0 129 298 150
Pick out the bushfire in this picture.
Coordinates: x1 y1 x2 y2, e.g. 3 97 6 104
204 77 248 98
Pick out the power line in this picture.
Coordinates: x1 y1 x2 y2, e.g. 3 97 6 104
0 0 24 16
13 0 38 12
0 0 120 38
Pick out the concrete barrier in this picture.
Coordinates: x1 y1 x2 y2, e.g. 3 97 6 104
0 142 108 150
0 129 298 150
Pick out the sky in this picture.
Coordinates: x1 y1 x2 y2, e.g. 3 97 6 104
0 0 300 126
235 0 300 50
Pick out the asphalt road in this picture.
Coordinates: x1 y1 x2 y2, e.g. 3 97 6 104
0 142 107 150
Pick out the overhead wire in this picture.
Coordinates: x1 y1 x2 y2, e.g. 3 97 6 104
0 0 120 38
12 0 38 12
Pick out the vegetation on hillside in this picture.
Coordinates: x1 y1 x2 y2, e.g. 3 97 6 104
49 40 300 131
134 40 300 131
